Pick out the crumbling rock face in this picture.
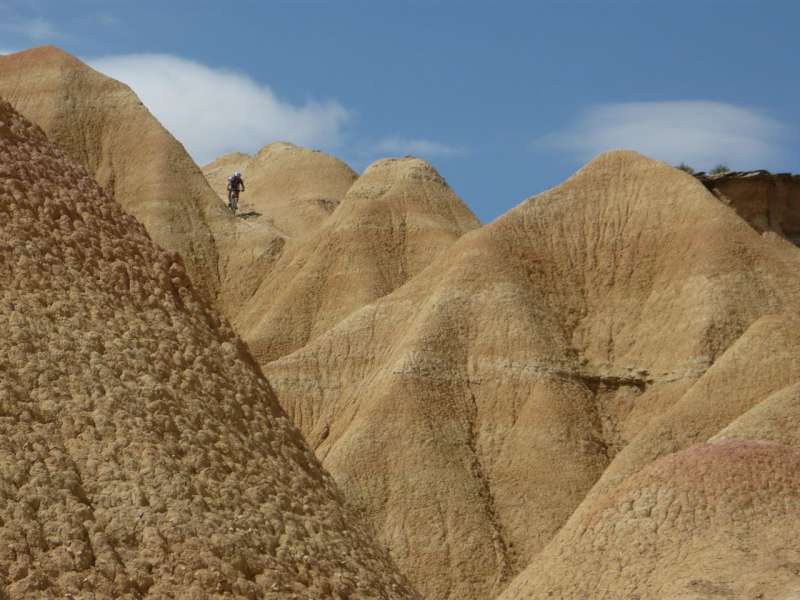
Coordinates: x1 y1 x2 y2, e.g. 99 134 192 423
696 170 800 246
0 99 418 600
0 46 226 302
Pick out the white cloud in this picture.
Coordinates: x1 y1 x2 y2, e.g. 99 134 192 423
1 17 57 40
540 101 788 171
374 137 466 159
89 53 351 165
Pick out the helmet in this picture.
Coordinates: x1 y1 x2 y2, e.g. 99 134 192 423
234 171 241 177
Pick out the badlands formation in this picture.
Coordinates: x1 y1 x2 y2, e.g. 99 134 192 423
3 45 800 600
233 156 480 364
0 99 418 599
266 151 800 599
203 143 357 237
0 46 224 302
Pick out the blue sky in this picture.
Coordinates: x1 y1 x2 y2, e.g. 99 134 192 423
1 0 798 222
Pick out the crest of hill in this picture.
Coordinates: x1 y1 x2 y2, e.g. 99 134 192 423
235 155 481 365
0 100 418 599
264 151 800 600
202 142 358 237
0 45 228 301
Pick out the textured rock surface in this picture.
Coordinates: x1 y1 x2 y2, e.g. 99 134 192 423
203 143 357 238
697 170 800 245
498 441 800 600
0 46 226 302
0 99 419 599
238 156 480 364
265 152 800 600
201 143 358 319
712 382 800 447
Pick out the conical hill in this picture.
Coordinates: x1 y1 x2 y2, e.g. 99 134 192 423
0 98 418 600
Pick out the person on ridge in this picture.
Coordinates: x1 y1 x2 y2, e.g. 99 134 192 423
227 171 245 214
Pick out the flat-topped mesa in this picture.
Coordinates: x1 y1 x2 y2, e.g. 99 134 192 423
235 153 480 366
0 45 225 301
694 169 800 245
0 98 419 600
203 142 357 237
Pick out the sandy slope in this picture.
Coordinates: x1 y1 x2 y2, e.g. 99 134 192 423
0 46 225 302
0 99 418 600
265 151 800 600
236 156 481 364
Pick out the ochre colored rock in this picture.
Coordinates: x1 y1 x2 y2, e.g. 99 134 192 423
697 170 800 245
0 99 418 600
265 151 800 600
203 143 357 237
498 441 800 600
237 156 481 364
0 46 225 302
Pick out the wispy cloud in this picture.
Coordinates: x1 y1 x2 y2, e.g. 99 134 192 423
374 137 466 159
89 53 351 165
0 17 58 40
539 101 788 170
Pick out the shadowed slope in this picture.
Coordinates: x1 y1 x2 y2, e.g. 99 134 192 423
238 156 481 364
698 170 800 245
0 100 418 599
0 46 225 301
264 151 800 600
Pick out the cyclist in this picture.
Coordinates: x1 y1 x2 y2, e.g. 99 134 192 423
227 171 245 213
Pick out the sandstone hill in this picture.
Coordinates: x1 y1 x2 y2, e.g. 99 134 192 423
0 99 419 599
6 45 800 600
203 143 358 237
0 46 317 324
264 151 800 600
236 156 481 365
0 46 226 302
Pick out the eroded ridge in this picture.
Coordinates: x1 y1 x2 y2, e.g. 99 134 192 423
0 99 418 600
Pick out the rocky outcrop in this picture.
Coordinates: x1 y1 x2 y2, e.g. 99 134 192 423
0 99 419 600
696 170 800 246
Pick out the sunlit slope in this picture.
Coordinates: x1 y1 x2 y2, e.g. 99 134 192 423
0 98 419 600
266 151 800 600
